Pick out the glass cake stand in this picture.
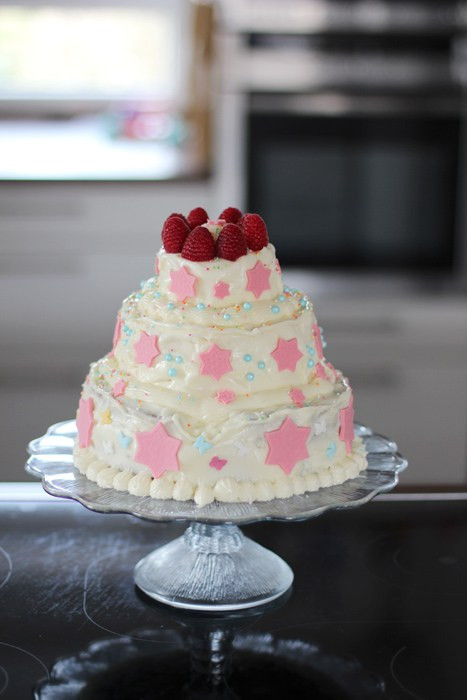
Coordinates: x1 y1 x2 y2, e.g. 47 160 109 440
26 420 407 612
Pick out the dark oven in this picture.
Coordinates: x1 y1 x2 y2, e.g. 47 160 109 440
244 7 467 276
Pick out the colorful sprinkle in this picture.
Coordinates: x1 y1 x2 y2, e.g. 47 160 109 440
314 417 326 435
246 372 255 381
154 291 161 298
175 356 183 364
164 353 173 361
278 294 286 302
209 456 227 470
257 360 266 369
118 432 132 449
168 368 177 377
308 359 315 368
300 299 307 307
271 305 280 314
234 440 249 456
326 441 337 459
194 435 212 454
243 302 252 311
100 409 111 425
223 313 231 320
167 302 175 310
102 440 114 455
243 354 252 362
196 302 205 311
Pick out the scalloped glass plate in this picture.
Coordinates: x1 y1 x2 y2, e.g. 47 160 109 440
26 420 407 526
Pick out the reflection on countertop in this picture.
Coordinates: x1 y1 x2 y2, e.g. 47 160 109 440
1 495 467 699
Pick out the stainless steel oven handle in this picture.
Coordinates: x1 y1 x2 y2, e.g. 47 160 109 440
249 92 463 117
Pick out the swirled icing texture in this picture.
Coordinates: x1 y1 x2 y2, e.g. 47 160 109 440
74 244 367 505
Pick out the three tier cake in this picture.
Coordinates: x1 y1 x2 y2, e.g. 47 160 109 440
74 207 367 505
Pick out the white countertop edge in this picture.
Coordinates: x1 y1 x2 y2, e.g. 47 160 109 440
0 482 56 501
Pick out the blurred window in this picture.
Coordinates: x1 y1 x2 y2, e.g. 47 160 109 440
0 2 182 109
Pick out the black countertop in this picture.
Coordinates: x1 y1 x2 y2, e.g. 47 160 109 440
1 492 467 699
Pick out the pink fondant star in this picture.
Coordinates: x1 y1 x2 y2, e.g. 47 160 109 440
199 344 232 381
312 324 324 359
209 456 227 471
271 337 303 372
213 281 230 299
265 416 311 475
339 395 354 454
134 331 160 367
315 364 326 380
112 378 127 398
134 422 182 479
77 397 94 448
109 315 122 357
169 266 197 302
216 389 236 404
245 261 271 299
289 388 305 407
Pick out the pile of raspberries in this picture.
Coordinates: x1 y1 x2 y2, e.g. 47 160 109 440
161 207 269 261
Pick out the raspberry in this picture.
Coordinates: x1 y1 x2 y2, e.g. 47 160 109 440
162 216 190 253
167 211 189 226
219 206 242 224
216 223 248 261
187 207 208 230
242 213 269 251
181 226 216 261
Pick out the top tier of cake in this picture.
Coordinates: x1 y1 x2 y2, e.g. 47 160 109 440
157 243 283 308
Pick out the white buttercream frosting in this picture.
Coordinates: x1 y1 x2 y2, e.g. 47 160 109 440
157 244 282 308
75 240 367 505
75 438 366 507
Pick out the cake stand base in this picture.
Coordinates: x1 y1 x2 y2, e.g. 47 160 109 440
134 522 294 611
27 420 407 613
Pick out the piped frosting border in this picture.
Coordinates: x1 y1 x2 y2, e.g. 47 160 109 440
74 438 367 507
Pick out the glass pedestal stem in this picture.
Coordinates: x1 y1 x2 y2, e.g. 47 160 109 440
134 522 294 612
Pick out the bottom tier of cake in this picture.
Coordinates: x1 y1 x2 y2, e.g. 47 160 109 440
74 439 366 506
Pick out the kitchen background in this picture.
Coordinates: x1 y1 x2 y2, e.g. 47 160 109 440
1 0 466 489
